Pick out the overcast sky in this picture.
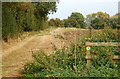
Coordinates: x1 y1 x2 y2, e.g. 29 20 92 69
48 0 120 20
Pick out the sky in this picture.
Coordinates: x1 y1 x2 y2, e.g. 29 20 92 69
48 0 120 20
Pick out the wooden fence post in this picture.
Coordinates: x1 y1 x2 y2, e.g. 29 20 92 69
85 42 120 69
86 47 91 68
86 50 91 68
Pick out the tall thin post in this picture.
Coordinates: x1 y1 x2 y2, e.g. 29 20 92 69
86 50 91 68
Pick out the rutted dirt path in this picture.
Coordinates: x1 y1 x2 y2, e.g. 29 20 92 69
2 35 62 77
2 28 92 77
2 28 67 77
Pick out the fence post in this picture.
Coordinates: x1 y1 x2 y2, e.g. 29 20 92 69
85 42 120 69
86 48 91 68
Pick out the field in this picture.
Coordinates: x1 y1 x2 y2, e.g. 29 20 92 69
2 2 120 78
2 27 91 77
2 27 119 77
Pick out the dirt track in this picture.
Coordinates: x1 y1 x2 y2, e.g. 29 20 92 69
2 28 90 77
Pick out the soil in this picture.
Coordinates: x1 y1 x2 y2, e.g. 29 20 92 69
2 28 98 77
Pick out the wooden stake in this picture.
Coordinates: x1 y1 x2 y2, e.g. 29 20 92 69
86 50 91 68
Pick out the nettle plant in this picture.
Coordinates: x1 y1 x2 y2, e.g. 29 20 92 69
21 27 119 77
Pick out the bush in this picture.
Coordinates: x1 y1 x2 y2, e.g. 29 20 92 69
64 17 79 28
2 2 57 40
2 3 19 41
21 27 119 77
48 18 64 27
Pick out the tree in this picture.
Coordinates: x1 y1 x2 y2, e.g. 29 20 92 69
70 12 86 28
86 12 110 29
54 18 64 27
64 17 79 27
110 13 119 29
33 2 58 29
2 2 58 40
2 3 19 41
48 18 64 27
18 3 37 31
48 18 55 26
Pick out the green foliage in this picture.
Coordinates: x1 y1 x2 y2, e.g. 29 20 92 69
85 65 118 77
86 12 110 29
54 18 64 27
47 18 55 26
22 27 119 77
64 17 79 27
86 12 119 29
64 12 87 28
34 2 58 29
33 2 58 18
64 19 72 27
2 2 58 40
110 13 119 29
16 3 37 31
90 26 119 42
70 12 86 28
48 18 64 27
2 3 19 41
21 44 86 77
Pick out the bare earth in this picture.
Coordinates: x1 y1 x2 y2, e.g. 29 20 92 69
2 28 90 77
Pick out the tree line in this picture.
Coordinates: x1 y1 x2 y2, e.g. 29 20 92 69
2 2 119 41
2 2 58 41
48 12 119 29
48 12 87 28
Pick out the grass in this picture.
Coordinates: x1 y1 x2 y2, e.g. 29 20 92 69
20 26 119 77
21 27 57 39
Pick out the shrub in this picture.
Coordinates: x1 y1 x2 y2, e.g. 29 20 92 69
48 18 64 27
2 3 19 41
2 2 57 40
21 27 119 77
